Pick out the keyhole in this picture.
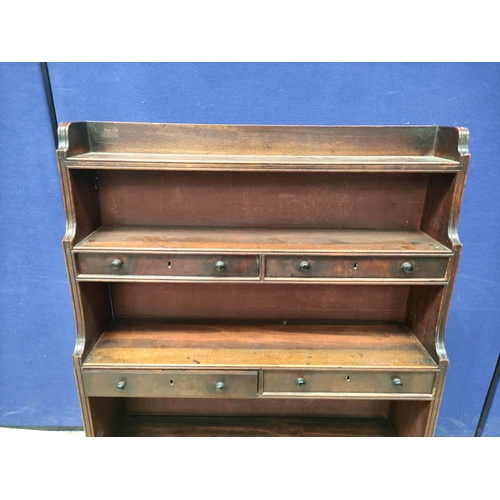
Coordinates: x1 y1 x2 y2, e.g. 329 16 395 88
167 262 172 268
170 380 174 385
346 376 351 382
353 263 357 270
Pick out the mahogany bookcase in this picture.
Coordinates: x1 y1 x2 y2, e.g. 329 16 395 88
57 122 469 436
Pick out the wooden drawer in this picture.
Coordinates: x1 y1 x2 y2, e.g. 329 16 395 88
83 370 258 398
75 253 260 278
265 256 448 280
263 370 436 396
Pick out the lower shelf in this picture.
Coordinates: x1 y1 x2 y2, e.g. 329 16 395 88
84 319 437 370
87 397 432 436
82 320 438 400
117 416 396 437
82 320 440 435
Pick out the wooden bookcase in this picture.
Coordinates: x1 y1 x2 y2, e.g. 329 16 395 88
57 122 469 437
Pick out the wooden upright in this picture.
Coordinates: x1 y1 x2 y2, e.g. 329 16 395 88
57 123 469 436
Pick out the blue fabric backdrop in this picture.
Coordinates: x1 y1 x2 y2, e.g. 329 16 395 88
1 63 498 435
0 63 79 426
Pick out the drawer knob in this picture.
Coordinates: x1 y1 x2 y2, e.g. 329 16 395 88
215 261 226 272
401 262 414 273
215 381 225 393
296 377 306 387
116 380 127 390
392 377 403 387
299 261 310 272
110 259 123 270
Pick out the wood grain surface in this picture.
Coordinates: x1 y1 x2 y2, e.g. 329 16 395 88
117 415 396 437
83 320 437 370
76 252 260 278
125 397 391 418
74 226 452 254
110 283 409 321
67 153 460 172
95 171 429 229
57 123 469 436
63 122 460 159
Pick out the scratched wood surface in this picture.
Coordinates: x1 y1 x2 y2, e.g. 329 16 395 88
110 283 409 321
63 122 460 157
117 415 396 437
83 320 437 370
95 171 429 230
62 123 463 173
389 400 433 437
76 252 260 278
125 397 391 418
57 123 469 436
67 153 460 172
74 226 452 254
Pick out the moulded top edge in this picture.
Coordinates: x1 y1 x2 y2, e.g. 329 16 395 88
57 122 469 162
62 120 448 128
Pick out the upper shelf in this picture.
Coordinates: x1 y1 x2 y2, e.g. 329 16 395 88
65 152 460 172
73 226 452 255
58 122 468 172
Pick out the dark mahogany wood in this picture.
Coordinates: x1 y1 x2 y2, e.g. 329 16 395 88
95 171 430 229
126 398 390 418
61 122 462 174
83 369 259 399
83 320 436 371
405 286 445 363
57 122 469 437
265 255 448 280
76 252 260 279
87 397 126 438
118 416 396 437
74 226 452 254
110 283 409 321
389 400 433 437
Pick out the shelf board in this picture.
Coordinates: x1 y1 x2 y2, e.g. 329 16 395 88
117 415 396 437
74 226 452 255
84 320 438 371
66 152 461 172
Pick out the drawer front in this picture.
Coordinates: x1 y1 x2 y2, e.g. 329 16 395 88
83 370 258 398
76 253 260 278
263 371 436 396
265 256 448 280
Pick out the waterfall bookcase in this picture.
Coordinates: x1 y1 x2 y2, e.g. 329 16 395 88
57 122 469 437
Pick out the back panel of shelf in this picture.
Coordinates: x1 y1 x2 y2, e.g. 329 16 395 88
68 168 459 253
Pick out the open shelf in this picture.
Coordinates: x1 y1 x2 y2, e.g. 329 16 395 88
61 122 465 173
117 415 396 437
66 152 460 172
84 320 438 371
74 226 452 255
60 122 468 436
